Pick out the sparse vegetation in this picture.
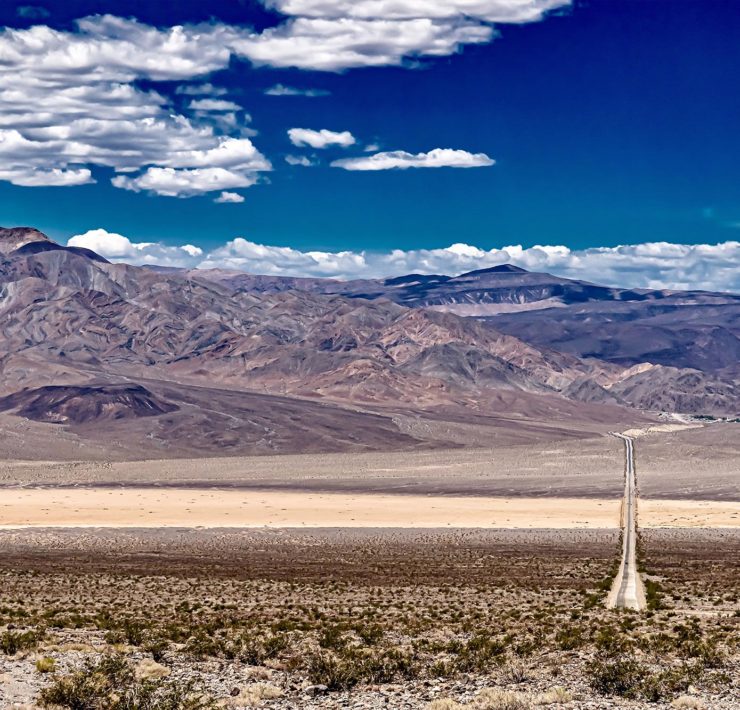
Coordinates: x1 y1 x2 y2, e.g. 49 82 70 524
38 655 216 709
1 628 43 655
0 527 735 707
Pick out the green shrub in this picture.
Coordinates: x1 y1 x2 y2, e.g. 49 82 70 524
555 625 584 650
1 629 43 655
586 655 645 698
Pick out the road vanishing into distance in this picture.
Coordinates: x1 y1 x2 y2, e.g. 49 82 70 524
607 433 647 611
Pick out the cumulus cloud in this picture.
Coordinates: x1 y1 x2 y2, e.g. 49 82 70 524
0 3 569 189
236 0 570 70
113 166 261 198
285 154 315 166
0 165 92 187
288 128 356 148
0 16 269 196
175 83 228 96
67 229 203 267
264 0 570 22
215 191 245 203
65 230 740 293
188 98 242 112
233 17 494 71
265 84 330 96
332 148 495 170
107 136 270 196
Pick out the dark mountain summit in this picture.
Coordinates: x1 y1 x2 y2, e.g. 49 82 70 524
0 384 179 424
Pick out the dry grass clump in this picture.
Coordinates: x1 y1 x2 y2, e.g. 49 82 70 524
428 687 574 709
428 700 465 710
475 689 532 709
35 656 56 673
222 683 283 707
427 689 541 710
533 687 572 705
134 658 171 680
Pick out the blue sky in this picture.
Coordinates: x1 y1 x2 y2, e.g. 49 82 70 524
0 1 739 289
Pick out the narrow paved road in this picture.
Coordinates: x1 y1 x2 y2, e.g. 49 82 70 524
607 433 646 611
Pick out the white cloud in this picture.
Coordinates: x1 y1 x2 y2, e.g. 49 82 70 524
236 0 570 71
0 16 269 196
265 84 330 96
215 191 245 203
176 83 228 96
65 231 740 293
285 154 315 166
288 127 356 148
67 228 203 267
0 165 93 187
107 136 270 196
264 0 570 23
201 237 368 277
233 17 494 71
332 148 495 170
112 166 261 198
188 99 242 112
0 4 565 189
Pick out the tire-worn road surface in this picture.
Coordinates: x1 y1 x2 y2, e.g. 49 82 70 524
607 433 646 611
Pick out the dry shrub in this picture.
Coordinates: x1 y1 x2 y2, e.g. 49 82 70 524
504 661 529 684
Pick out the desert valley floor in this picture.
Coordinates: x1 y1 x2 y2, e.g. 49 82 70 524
0 423 738 709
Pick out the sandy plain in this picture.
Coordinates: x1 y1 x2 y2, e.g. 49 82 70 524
1 487 738 529
0 488 622 528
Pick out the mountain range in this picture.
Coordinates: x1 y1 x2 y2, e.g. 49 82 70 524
1 227 737 459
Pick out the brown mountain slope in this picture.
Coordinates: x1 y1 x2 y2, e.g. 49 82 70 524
187 260 740 386
0 231 659 457
4 228 735 460
0 243 609 401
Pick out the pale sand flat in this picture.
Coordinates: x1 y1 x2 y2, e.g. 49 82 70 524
640 499 740 528
0 488 621 529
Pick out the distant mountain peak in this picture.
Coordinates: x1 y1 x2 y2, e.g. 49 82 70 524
0 226 53 253
458 264 529 277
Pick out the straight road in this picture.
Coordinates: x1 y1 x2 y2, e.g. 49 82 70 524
607 433 646 611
